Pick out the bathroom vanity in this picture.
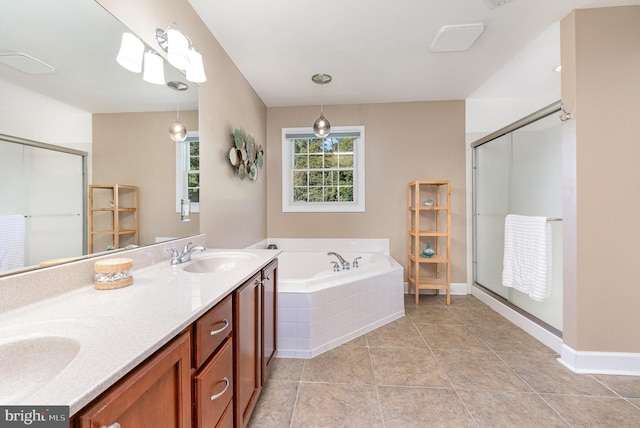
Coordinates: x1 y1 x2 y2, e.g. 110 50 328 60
0 237 278 428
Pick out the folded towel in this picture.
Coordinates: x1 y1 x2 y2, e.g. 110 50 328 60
0 215 26 272
502 214 552 301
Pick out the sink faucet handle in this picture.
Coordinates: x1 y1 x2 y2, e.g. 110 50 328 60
182 242 194 253
352 257 362 268
166 247 180 265
331 261 340 272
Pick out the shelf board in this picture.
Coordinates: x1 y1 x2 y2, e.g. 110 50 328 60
408 254 449 263
409 230 448 237
91 230 137 235
408 277 448 290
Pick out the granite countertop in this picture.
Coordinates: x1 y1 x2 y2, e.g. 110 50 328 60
0 248 279 415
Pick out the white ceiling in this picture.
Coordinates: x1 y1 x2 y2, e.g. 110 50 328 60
189 0 639 107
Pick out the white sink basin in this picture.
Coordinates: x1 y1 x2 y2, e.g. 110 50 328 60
0 336 80 402
182 251 258 274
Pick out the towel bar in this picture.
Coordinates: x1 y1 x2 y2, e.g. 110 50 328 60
546 217 563 222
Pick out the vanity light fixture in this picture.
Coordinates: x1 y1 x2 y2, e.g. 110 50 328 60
155 23 207 83
168 81 188 142
312 73 332 138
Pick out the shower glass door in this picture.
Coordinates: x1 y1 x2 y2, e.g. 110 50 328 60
473 107 563 332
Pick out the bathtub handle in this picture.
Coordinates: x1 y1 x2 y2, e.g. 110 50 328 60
352 257 362 268
331 261 340 272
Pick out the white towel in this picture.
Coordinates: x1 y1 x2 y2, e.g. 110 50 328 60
502 214 552 301
0 215 26 272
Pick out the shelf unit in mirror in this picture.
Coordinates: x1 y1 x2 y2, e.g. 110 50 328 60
89 185 138 253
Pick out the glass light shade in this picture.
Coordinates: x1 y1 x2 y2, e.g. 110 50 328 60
142 51 165 85
169 121 188 142
116 32 144 73
313 114 331 138
167 28 190 70
186 48 206 83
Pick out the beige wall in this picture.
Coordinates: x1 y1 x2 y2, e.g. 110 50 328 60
266 102 467 283
92 111 200 246
98 0 268 249
561 6 640 352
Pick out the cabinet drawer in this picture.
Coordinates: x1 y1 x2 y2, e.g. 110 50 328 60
194 337 234 428
194 294 232 369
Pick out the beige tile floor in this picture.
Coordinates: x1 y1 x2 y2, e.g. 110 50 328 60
248 294 640 427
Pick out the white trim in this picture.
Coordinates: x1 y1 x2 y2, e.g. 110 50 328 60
558 345 640 375
281 126 365 213
471 285 563 353
404 282 468 296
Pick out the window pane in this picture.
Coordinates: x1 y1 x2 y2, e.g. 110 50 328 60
188 188 200 203
324 187 338 202
338 186 353 201
294 154 308 169
339 138 353 152
190 141 199 156
324 154 337 168
294 140 308 154
339 170 353 185
309 171 323 186
190 156 199 170
323 170 336 185
308 187 323 202
308 155 323 169
309 140 323 153
338 154 353 168
293 171 308 186
293 187 307 202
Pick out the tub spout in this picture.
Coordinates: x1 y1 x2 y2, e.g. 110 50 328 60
327 252 350 270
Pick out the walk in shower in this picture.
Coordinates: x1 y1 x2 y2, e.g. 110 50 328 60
473 102 563 334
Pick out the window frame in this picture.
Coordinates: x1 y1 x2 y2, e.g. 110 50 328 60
281 126 365 212
175 131 200 213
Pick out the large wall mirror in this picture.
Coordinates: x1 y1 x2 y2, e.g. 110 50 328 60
0 0 200 276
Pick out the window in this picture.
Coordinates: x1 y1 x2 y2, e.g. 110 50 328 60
282 126 365 212
175 132 200 213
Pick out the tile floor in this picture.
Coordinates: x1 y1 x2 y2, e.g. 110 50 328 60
248 294 640 428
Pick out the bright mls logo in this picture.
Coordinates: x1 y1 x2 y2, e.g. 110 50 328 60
0 406 68 427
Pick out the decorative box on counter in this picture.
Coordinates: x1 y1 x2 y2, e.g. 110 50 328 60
94 258 133 290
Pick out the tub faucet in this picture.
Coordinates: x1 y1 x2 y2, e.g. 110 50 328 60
327 252 349 270
167 242 207 264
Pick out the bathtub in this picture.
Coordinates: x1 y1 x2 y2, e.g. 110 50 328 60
276 251 405 358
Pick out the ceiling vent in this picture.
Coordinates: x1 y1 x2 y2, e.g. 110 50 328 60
483 0 512 9
0 52 55 74
430 24 485 53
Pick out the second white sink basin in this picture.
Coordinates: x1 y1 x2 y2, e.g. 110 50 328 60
182 252 258 274
0 336 80 403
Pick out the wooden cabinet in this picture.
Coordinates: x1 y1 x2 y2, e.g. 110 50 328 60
261 260 277 384
233 272 262 428
408 180 451 305
76 331 191 428
89 184 138 253
193 295 234 428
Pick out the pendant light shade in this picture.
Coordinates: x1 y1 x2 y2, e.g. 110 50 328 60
311 73 332 138
116 32 144 73
142 51 165 85
168 81 188 142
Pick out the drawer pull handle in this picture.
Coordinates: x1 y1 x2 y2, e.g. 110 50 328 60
101 423 121 428
209 319 229 336
210 377 230 401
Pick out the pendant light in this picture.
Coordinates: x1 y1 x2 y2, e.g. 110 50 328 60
312 73 332 138
168 81 188 142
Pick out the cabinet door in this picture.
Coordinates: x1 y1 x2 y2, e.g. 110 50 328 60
261 260 277 384
233 272 261 428
77 331 191 428
194 337 234 428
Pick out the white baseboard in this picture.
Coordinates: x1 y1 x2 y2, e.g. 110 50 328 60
558 344 640 375
404 282 468 295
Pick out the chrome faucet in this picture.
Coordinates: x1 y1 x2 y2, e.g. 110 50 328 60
167 242 207 265
327 252 349 270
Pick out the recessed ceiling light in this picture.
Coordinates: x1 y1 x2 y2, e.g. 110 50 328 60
430 24 485 53
0 52 55 74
